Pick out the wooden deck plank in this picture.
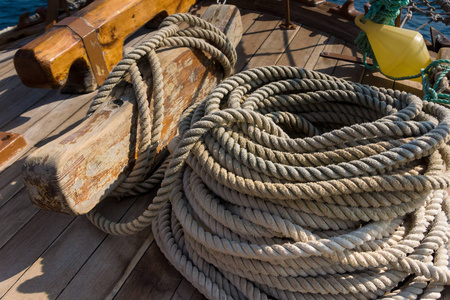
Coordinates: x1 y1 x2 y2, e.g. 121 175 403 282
331 43 365 83
0 189 38 249
113 241 184 300
237 9 261 34
189 289 208 300
0 167 23 207
1 91 93 135
0 49 16 69
233 13 280 72
302 33 331 71
277 25 325 68
103 235 154 300
0 68 23 104
311 36 345 75
55 195 156 300
171 278 198 300
2 219 105 300
0 211 74 298
0 88 54 130
243 19 301 70
0 61 15 76
2 197 137 300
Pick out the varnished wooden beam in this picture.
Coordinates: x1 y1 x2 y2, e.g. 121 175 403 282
13 0 197 92
22 5 243 215
0 132 27 169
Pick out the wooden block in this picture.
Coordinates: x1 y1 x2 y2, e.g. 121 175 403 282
0 132 26 169
437 47 450 60
13 0 197 92
22 5 243 215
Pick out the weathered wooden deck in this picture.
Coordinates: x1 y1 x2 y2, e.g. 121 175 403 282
0 1 445 299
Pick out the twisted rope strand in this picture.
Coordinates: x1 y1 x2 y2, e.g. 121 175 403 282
85 12 236 235
151 65 450 299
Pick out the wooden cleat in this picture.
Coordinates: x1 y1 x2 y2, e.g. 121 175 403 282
13 0 196 93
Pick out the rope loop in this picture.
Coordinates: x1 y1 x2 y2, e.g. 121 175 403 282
151 65 450 299
85 11 236 235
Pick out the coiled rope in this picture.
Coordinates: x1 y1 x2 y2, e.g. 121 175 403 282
150 66 450 299
86 12 236 234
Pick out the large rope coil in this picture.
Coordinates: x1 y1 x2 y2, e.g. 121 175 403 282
86 12 236 234
152 66 450 299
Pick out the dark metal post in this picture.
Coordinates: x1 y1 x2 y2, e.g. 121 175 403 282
280 0 296 30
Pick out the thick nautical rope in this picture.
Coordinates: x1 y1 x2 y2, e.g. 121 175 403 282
151 66 450 299
86 12 236 234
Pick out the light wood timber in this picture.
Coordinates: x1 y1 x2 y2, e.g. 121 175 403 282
437 47 450 60
22 5 243 215
13 0 197 92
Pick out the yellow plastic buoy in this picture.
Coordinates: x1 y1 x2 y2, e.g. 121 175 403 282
355 15 432 82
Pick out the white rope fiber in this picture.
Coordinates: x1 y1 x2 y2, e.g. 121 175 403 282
86 12 236 234
82 11 450 300
150 66 450 299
